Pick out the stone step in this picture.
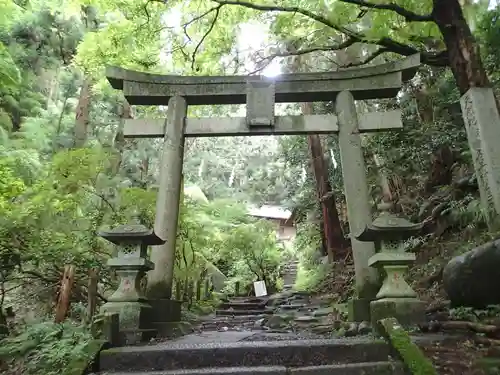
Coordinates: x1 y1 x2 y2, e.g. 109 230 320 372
228 297 268 304
200 314 267 322
102 362 403 375
98 338 394 372
216 309 269 316
199 318 265 330
200 318 264 326
219 302 266 310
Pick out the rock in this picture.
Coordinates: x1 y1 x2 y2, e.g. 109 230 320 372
280 304 306 310
345 322 358 337
312 307 334 317
265 315 290 330
310 324 332 334
358 321 372 335
293 316 319 329
254 318 265 328
336 327 346 337
294 316 319 323
266 290 296 306
332 320 343 330
443 238 500 308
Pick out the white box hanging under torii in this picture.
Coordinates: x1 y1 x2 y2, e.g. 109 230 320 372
253 280 268 297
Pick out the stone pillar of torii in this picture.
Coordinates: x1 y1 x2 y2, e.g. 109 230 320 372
106 54 420 321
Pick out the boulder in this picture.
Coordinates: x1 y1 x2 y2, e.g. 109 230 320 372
264 315 290 330
443 238 500 308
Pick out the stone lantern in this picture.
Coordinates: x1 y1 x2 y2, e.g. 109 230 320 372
99 224 163 345
355 202 425 334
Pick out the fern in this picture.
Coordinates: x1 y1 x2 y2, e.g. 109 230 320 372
0 321 93 375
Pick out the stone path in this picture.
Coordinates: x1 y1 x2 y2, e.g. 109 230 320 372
282 259 299 290
92 260 404 374
97 337 403 374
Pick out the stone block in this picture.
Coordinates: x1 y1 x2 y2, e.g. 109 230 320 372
460 87 500 225
246 80 275 126
370 298 426 336
98 338 392 372
100 301 153 345
101 313 120 346
348 298 372 322
149 298 182 322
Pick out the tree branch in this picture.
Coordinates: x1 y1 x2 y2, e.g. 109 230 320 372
191 5 223 70
375 37 448 66
343 39 448 67
210 0 448 68
249 38 357 74
339 0 433 22
211 0 358 37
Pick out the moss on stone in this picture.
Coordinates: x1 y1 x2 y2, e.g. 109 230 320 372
379 317 437 375
475 358 500 374
62 339 107 375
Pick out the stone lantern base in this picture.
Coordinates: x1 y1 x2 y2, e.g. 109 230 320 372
370 297 426 335
101 300 156 345
149 299 182 323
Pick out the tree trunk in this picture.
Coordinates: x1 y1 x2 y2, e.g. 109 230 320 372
111 98 131 176
73 6 100 148
73 78 92 148
303 101 346 261
307 134 346 262
373 154 393 202
433 0 491 95
286 51 346 261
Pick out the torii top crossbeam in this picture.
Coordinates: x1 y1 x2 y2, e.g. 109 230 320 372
106 54 420 106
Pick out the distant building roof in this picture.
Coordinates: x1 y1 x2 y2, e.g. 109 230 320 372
247 205 293 220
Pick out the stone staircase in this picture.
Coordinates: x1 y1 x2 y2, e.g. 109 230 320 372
95 337 404 375
91 261 406 375
199 296 271 331
282 260 299 290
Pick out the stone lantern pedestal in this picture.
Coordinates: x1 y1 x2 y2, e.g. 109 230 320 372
356 203 426 335
99 224 164 345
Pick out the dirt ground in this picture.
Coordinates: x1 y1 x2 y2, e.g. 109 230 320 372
418 335 499 375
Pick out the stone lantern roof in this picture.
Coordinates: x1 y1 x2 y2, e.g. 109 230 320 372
98 224 165 246
356 203 423 242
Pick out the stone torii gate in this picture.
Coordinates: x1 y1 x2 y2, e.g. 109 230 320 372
106 54 420 322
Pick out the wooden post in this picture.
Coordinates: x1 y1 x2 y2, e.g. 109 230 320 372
175 280 182 301
55 265 75 323
195 280 202 301
87 268 98 323
187 281 194 302
204 278 210 300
